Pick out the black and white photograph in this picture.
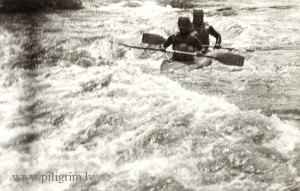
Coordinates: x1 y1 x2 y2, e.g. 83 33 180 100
0 0 300 190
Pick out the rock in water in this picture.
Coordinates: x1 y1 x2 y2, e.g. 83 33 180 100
1 0 82 12
1 0 45 12
156 0 194 8
55 0 82 10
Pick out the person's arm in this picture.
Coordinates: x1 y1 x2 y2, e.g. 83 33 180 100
209 26 221 46
193 36 204 51
163 35 174 48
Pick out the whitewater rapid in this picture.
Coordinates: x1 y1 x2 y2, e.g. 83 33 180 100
0 0 300 190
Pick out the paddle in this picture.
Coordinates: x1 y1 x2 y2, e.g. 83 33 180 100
142 33 255 52
118 43 244 66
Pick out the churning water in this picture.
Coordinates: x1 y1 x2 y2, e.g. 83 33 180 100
0 0 300 190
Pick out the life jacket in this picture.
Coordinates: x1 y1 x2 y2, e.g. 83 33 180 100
193 22 210 46
172 31 198 62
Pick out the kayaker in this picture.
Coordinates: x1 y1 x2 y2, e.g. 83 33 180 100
162 17 204 62
192 9 222 52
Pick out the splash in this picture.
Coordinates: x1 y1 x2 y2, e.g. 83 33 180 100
1 0 300 190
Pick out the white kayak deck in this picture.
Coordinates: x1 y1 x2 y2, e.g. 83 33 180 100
160 52 219 72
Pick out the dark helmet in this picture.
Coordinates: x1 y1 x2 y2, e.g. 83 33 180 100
193 9 204 17
177 17 191 28
177 17 192 34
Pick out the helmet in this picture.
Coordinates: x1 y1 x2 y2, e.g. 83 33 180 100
177 17 192 34
193 9 204 17
177 17 191 28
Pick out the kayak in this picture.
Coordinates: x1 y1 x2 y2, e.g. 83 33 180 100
159 51 244 72
119 42 245 70
160 57 212 72
160 55 213 72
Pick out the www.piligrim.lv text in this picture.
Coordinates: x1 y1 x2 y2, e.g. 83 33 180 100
12 172 95 183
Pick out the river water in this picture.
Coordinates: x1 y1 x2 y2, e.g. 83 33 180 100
0 0 300 190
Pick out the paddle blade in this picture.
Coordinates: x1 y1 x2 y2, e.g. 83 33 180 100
142 33 166 45
215 53 244 66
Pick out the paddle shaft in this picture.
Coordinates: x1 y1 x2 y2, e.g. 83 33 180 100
120 43 165 52
119 43 244 66
142 33 255 52
119 43 215 58
203 45 255 52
